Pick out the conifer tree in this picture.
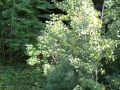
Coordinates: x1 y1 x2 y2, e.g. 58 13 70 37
0 0 56 63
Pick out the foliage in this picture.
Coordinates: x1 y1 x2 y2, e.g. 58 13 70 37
45 58 105 90
100 0 120 89
0 0 56 63
0 1 55 89
103 0 120 40
27 0 116 65
26 0 117 90
0 0 120 90
0 64 45 90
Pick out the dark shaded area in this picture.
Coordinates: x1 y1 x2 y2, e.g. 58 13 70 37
37 8 67 23
92 0 104 11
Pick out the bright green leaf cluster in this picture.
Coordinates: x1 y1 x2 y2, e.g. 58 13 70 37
26 0 118 90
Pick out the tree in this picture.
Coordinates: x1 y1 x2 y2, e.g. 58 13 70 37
0 0 56 64
26 0 117 90
100 0 120 89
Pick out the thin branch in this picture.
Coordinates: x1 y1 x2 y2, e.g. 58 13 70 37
101 0 105 20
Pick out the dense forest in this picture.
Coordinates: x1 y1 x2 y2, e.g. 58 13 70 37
0 0 120 90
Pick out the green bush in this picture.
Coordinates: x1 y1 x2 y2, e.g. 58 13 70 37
0 64 45 90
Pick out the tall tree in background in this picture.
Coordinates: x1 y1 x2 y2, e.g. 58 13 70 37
0 0 56 64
